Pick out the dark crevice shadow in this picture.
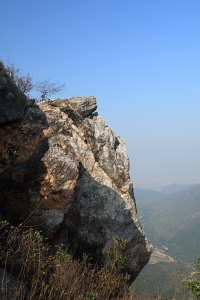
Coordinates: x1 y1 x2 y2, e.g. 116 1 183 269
59 169 151 281
0 103 50 225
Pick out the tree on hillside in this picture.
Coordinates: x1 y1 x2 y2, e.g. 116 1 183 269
35 79 66 102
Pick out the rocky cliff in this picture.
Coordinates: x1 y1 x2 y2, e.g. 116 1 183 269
0 65 152 280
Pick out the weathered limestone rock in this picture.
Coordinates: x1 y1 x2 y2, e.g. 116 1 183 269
64 113 152 279
47 96 97 118
0 94 152 280
0 62 27 124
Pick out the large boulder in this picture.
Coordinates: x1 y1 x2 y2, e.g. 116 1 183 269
0 62 27 124
0 96 152 281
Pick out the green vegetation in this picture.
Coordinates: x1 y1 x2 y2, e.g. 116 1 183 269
0 221 134 300
175 255 200 299
60 105 82 126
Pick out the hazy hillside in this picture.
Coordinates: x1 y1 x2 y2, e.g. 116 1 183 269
157 183 196 194
134 188 164 203
136 184 200 262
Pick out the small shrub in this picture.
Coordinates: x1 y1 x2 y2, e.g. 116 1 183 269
35 79 66 102
60 105 82 126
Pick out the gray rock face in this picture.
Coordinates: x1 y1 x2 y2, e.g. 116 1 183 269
0 62 27 124
0 95 152 281
28 209 65 237
0 268 29 300
65 113 152 279
67 96 97 117
47 96 97 117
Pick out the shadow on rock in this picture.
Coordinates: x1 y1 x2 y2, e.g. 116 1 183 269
0 102 74 237
60 170 152 281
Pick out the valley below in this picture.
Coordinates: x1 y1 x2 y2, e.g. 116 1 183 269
132 183 200 298
149 249 176 264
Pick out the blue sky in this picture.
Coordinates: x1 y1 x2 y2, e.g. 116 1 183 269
1 0 200 188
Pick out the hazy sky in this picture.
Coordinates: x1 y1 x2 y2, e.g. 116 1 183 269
1 0 200 188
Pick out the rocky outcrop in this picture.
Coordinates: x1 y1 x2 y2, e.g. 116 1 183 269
49 96 97 118
0 62 27 124
0 90 152 280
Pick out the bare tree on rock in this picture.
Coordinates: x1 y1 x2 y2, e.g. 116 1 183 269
1 60 66 101
35 79 66 102
3 61 33 94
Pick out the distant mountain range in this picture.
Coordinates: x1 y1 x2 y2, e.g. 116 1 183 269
134 183 197 198
134 188 164 203
151 183 197 194
134 183 197 207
